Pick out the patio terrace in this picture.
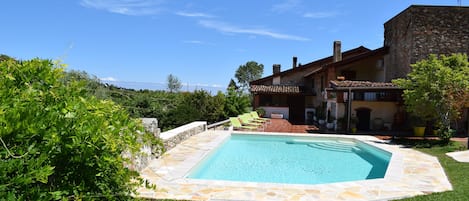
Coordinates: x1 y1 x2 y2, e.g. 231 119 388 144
137 119 456 201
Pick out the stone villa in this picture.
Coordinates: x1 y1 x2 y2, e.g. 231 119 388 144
250 5 469 134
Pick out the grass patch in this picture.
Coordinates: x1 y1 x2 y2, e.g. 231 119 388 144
391 138 469 201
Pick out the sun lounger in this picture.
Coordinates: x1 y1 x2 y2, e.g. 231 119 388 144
229 117 259 131
238 114 265 126
249 111 271 123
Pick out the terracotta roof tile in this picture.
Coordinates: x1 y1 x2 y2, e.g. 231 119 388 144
250 85 303 94
330 80 397 88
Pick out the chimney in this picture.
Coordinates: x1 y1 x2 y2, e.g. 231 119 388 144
292 56 298 68
333 41 342 62
273 64 281 74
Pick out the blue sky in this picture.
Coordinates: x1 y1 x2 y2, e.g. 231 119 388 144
1 0 466 92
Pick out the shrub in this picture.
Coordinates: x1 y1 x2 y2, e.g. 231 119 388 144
0 59 160 200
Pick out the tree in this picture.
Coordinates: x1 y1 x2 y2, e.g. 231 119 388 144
167 74 182 93
224 86 251 117
393 54 469 142
0 54 13 62
0 58 161 200
235 61 264 91
227 78 238 90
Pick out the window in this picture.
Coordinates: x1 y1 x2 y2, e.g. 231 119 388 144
259 95 288 106
353 91 401 102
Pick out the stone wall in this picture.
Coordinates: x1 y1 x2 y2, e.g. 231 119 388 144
160 121 207 151
127 120 208 171
384 5 469 81
125 118 161 171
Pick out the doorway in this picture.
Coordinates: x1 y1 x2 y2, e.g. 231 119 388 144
288 96 305 124
355 107 371 131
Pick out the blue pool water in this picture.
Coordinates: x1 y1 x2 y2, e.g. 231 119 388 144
187 134 391 185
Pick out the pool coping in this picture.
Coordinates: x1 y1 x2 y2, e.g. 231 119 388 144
138 130 453 201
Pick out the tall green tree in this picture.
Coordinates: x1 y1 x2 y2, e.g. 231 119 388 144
0 58 161 200
224 86 251 117
393 53 469 142
235 61 264 91
167 74 182 93
227 78 238 90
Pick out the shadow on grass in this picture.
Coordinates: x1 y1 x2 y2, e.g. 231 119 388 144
389 138 457 149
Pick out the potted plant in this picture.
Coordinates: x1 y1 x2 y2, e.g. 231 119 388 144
410 115 426 136
350 116 358 133
336 117 346 131
255 107 266 117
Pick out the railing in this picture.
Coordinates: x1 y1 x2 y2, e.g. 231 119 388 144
207 119 230 130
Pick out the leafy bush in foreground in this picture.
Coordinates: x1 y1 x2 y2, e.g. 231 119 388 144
0 59 158 200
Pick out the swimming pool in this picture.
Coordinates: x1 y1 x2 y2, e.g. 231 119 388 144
187 134 391 185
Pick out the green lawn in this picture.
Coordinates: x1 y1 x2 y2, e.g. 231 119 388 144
392 139 469 201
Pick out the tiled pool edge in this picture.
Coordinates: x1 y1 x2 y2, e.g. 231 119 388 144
138 130 453 201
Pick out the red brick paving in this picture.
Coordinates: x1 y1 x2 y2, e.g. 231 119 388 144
262 119 467 147
263 119 318 133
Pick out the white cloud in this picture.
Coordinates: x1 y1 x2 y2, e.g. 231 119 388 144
303 11 339 19
100 76 118 81
80 0 165 16
211 84 223 88
271 0 301 13
198 20 310 41
182 40 215 46
175 11 214 18
182 40 204 44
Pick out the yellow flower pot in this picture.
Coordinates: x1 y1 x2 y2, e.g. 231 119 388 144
413 127 425 136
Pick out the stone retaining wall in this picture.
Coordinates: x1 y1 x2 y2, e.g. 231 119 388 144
160 121 207 151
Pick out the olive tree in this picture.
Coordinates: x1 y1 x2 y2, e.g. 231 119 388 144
393 54 469 142
167 74 182 93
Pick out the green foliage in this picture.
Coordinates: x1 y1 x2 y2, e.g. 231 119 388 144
393 54 469 142
227 79 238 90
224 87 251 117
0 59 160 200
159 90 226 130
235 61 264 91
166 74 182 93
0 54 14 62
255 107 266 117
58 65 250 131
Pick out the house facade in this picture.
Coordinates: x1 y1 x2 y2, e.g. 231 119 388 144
250 5 469 134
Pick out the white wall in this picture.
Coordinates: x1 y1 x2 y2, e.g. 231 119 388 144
351 101 398 129
260 106 289 119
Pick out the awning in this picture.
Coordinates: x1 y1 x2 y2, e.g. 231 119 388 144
250 85 304 94
327 80 400 91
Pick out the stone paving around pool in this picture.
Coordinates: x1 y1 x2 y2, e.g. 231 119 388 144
137 131 452 201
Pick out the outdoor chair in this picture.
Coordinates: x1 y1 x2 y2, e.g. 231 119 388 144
238 114 265 126
250 111 271 124
229 117 259 131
